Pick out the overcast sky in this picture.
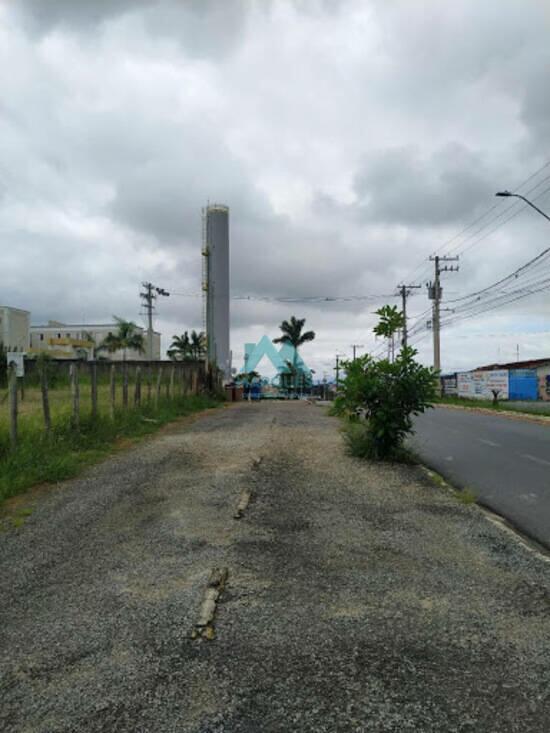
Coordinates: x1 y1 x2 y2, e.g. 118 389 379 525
2 0 550 377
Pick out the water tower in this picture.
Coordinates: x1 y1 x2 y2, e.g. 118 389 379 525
202 204 231 379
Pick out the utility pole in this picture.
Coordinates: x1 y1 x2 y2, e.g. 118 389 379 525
398 284 422 347
334 353 345 391
140 282 170 360
427 256 459 372
350 344 364 360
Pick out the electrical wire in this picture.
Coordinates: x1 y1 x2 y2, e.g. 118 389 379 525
401 158 550 286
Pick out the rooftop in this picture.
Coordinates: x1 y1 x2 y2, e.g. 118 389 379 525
476 357 550 371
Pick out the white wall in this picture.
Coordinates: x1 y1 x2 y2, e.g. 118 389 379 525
29 324 161 360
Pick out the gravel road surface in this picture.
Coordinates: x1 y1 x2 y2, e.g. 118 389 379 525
411 406 550 547
2 402 550 732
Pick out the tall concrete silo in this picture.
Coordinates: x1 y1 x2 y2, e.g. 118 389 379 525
202 204 231 380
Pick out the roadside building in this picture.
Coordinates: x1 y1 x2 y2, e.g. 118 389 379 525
0 306 30 350
469 358 550 401
29 321 160 361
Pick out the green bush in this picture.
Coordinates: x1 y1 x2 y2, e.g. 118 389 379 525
336 346 436 460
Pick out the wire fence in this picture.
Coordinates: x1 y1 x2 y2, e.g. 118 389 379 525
1 359 213 451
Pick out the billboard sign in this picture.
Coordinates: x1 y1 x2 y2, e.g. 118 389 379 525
457 370 508 400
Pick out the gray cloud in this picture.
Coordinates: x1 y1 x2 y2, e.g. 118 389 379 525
15 0 254 58
352 144 498 226
2 0 550 374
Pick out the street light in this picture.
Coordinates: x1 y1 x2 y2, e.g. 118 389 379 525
495 190 550 223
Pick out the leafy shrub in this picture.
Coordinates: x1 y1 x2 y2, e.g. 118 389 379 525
336 346 436 460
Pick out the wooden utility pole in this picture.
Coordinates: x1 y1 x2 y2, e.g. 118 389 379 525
350 344 364 360
428 256 459 372
335 354 345 390
398 284 422 347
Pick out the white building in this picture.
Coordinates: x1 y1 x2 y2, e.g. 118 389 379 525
0 306 30 351
29 321 160 361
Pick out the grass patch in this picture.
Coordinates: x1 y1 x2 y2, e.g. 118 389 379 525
342 421 416 463
0 394 220 506
456 487 477 505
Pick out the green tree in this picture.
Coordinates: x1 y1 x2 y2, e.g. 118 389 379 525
168 332 191 361
337 347 436 459
273 316 315 393
189 330 206 360
373 305 405 362
99 317 145 360
168 330 206 361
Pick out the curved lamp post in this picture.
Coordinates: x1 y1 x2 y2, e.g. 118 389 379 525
496 190 550 223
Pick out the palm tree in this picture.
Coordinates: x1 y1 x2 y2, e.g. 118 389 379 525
190 330 206 360
99 317 145 360
168 332 191 361
273 316 315 393
168 330 206 361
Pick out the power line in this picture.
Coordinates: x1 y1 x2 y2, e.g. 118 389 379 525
402 158 550 285
171 291 398 303
453 180 550 259
445 244 550 304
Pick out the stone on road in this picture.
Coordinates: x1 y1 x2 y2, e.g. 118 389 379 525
1 402 550 732
412 405 550 547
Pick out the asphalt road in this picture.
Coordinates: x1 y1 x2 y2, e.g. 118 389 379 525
411 406 550 547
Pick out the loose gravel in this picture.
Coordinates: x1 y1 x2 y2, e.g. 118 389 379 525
1 402 550 732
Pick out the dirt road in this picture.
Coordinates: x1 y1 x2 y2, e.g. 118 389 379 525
1 402 550 732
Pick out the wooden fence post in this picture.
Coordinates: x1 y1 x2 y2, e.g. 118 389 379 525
90 362 98 419
70 363 80 430
155 367 162 408
122 362 129 408
180 364 187 397
147 365 152 402
40 361 51 435
191 368 198 395
169 366 175 400
110 364 116 419
134 366 142 407
8 363 18 449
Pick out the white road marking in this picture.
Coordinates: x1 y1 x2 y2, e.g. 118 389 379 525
520 453 550 468
477 438 501 448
